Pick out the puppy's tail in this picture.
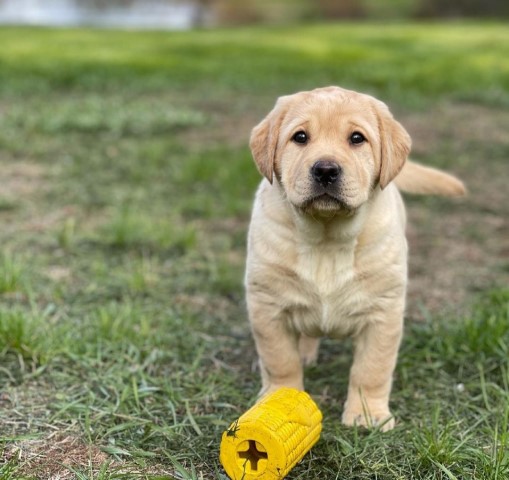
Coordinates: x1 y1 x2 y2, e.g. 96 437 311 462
395 160 466 197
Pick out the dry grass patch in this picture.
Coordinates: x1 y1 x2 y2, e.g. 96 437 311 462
3 434 110 480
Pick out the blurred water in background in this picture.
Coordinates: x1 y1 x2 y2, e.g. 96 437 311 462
0 0 204 29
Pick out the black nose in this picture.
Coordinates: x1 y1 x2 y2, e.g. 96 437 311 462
311 160 341 187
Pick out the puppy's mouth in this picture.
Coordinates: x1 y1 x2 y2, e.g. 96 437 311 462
299 193 355 216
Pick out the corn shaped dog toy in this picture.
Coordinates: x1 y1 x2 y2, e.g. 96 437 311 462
219 388 322 479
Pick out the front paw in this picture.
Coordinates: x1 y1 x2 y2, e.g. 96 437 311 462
258 381 304 399
342 408 395 432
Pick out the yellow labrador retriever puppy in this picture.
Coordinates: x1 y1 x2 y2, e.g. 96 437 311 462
246 86 465 431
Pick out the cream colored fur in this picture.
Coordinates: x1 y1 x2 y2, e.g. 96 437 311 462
245 86 465 431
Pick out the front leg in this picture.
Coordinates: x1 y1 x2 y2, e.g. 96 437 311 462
342 312 403 432
248 298 303 396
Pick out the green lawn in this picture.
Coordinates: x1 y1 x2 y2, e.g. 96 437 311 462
0 22 508 479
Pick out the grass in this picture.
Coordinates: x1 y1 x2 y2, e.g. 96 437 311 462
0 252 27 294
0 21 507 479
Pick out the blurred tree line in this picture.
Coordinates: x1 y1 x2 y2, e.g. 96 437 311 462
197 0 509 24
71 0 509 24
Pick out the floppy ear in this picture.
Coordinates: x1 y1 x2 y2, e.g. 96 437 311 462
374 100 412 189
249 96 290 184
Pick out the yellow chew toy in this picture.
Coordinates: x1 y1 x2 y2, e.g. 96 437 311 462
219 388 322 479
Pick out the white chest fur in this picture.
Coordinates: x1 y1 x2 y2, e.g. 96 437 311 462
283 209 373 337
291 241 367 338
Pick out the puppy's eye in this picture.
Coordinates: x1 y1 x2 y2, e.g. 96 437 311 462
292 131 308 145
350 132 366 145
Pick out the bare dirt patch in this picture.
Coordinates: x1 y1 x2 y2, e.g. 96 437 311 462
402 102 509 319
2 432 178 480
405 103 509 156
0 386 174 479
3 434 110 480
0 161 46 200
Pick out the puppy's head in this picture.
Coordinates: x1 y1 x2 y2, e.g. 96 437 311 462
250 86 411 216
